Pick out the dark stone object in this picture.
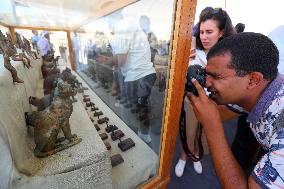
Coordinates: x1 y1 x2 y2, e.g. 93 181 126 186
118 138 135 152
104 141 111 150
94 124 100 131
86 102 92 107
97 117 109 124
99 133 108 140
105 125 118 133
83 97 90 102
111 154 124 167
91 107 99 111
94 111 103 117
77 88 84 93
111 130 125 141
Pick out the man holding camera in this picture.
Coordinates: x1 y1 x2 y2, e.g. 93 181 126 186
186 32 284 188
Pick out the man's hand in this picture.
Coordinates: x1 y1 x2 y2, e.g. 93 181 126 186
186 78 222 127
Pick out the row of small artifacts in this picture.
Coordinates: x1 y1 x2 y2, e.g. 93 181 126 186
81 93 135 167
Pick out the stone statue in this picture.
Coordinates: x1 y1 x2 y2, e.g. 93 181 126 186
22 35 40 59
43 67 60 95
5 32 31 69
15 32 32 68
0 31 24 83
25 79 81 157
61 68 87 100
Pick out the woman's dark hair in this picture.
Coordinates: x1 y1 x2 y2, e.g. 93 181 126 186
196 8 236 50
235 23 245 33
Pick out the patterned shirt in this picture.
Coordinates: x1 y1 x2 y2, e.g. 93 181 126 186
247 74 284 188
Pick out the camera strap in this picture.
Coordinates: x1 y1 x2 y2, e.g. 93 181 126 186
179 100 204 162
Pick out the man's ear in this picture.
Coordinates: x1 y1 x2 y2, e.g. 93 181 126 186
247 72 263 89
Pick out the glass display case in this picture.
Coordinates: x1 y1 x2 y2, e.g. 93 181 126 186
0 0 196 188
73 1 173 156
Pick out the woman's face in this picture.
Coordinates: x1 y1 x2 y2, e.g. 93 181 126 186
199 19 223 51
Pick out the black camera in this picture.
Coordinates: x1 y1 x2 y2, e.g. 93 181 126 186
185 64 206 96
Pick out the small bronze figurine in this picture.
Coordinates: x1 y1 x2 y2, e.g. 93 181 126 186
97 117 109 124
105 124 118 133
91 106 99 111
2 48 23 82
99 133 108 140
94 124 100 131
0 31 24 83
111 130 125 141
104 141 111 150
118 138 135 152
25 80 81 157
111 154 124 167
94 111 103 117
83 97 90 102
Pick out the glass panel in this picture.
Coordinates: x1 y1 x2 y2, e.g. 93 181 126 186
0 0 138 30
71 0 175 187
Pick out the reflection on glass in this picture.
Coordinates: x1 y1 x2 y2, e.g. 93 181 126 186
73 0 174 188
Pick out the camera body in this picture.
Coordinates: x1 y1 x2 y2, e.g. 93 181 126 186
185 64 206 96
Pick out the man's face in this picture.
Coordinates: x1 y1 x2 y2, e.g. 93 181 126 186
205 53 249 105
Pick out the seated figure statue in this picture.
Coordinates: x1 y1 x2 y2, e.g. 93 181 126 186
22 35 40 60
25 79 81 157
5 32 31 69
0 31 24 83
62 67 88 94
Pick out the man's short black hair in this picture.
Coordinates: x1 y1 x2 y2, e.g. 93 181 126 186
207 32 279 80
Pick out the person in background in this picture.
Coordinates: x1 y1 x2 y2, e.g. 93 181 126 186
72 32 81 70
31 30 39 50
192 7 214 37
37 31 52 58
59 45 67 63
268 25 284 74
112 14 157 143
188 32 283 189
175 7 236 177
139 15 158 64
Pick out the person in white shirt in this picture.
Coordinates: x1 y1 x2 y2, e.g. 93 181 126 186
72 33 80 70
139 15 158 63
113 15 157 143
37 31 51 58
